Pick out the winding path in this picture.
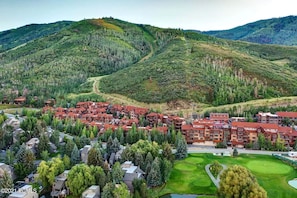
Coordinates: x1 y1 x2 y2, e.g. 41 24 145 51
205 164 227 188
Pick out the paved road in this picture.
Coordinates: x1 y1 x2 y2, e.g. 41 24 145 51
187 146 287 155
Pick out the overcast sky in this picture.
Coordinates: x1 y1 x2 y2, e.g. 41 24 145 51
1 0 297 32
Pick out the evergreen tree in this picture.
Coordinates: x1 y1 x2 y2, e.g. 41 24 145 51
111 137 120 153
162 142 174 162
63 155 71 170
87 147 103 167
37 134 50 157
101 182 115 198
160 158 172 183
233 148 239 157
106 136 113 155
4 150 14 165
112 162 124 184
90 165 106 190
70 144 80 165
0 171 14 198
175 132 188 160
147 157 162 187
50 130 60 147
134 152 144 170
113 182 131 198
144 152 154 172
64 139 75 157
132 178 149 198
15 143 26 163
41 150 50 161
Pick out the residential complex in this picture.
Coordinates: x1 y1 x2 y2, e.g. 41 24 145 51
43 102 297 148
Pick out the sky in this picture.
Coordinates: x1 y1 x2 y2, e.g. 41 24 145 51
1 0 297 32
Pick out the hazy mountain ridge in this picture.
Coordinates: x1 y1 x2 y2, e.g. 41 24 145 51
1 17 297 107
0 21 73 52
203 15 297 46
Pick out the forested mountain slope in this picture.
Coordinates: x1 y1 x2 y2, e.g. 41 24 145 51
0 18 170 104
0 21 73 52
203 15 297 46
100 32 297 106
1 17 297 107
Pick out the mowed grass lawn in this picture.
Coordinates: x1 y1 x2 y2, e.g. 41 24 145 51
159 153 297 198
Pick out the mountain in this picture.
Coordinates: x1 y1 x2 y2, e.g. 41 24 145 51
203 15 297 46
0 21 73 52
1 17 297 107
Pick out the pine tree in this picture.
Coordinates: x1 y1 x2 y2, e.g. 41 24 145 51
64 139 75 157
147 157 162 187
71 144 80 165
15 143 26 163
87 147 103 167
0 171 14 198
111 137 120 153
50 130 60 147
37 134 50 157
106 136 113 155
111 162 124 184
175 132 188 160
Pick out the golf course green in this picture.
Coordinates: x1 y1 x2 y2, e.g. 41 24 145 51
159 153 297 198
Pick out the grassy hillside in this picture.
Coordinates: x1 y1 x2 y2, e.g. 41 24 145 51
1 17 297 107
0 18 168 105
100 32 297 106
203 15 297 46
0 21 73 52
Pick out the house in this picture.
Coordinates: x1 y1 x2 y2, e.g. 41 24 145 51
256 112 278 124
51 170 70 198
8 185 38 198
276 112 297 124
81 185 100 198
80 145 92 164
13 97 26 105
26 138 39 153
209 113 229 122
0 163 16 180
121 161 145 191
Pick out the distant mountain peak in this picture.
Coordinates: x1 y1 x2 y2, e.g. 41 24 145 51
202 15 297 46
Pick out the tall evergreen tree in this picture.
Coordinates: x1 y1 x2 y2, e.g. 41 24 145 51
147 157 162 187
50 130 60 147
87 147 103 167
111 137 120 153
64 139 75 157
112 162 124 184
5 150 14 165
70 144 80 165
37 134 50 157
175 132 188 160
15 143 26 163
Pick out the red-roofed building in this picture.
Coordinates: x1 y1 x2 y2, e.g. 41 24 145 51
276 112 297 124
146 112 161 127
209 113 229 122
256 112 278 124
14 96 26 105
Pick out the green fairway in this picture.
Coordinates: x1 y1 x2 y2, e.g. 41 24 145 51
159 153 297 198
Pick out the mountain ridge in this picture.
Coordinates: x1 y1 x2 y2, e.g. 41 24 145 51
202 15 297 46
1 17 297 107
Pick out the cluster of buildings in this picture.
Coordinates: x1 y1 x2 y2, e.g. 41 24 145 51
43 102 297 148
